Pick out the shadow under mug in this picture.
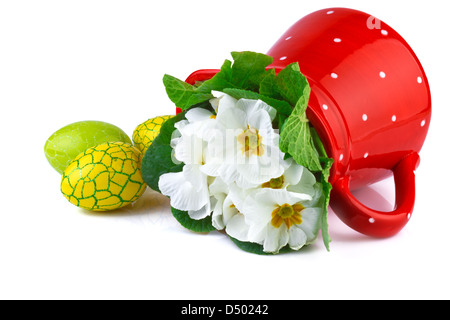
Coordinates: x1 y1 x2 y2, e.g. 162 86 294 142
181 8 432 238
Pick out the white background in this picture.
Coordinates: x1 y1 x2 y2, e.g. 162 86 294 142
1 0 449 300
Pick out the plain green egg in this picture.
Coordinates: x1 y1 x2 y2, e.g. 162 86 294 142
44 121 132 174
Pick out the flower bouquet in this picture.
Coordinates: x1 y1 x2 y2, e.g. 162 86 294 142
141 51 333 254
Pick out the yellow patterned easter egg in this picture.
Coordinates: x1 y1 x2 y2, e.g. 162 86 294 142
132 115 174 154
61 142 147 212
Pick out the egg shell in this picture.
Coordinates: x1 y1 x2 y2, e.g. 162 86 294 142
45 121 132 174
132 115 174 154
60 142 147 212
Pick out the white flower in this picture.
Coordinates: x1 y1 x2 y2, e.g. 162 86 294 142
159 108 218 220
208 176 229 230
209 90 238 114
261 158 319 199
242 186 322 254
171 108 217 165
223 159 323 252
159 92 323 254
202 91 287 189
209 177 252 241
159 164 212 219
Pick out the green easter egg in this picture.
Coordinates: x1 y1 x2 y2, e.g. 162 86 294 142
44 121 132 174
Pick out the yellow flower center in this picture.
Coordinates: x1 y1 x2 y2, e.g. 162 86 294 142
262 175 285 189
237 127 264 156
271 203 305 229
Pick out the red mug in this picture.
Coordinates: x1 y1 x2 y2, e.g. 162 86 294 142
181 8 431 238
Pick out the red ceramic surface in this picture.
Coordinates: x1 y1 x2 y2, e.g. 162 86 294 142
181 8 432 238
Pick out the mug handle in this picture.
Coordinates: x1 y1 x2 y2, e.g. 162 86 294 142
330 152 420 238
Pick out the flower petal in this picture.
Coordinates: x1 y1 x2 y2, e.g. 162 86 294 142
297 207 322 242
287 166 317 196
242 193 271 243
211 91 238 114
216 105 247 130
211 194 225 230
228 182 254 213
263 224 288 253
236 98 276 122
174 119 189 133
225 214 249 242
245 189 278 212
200 162 221 177
185 108 213 123
288 227 308 251
247 223 267 245
158 165 209 211
301 183 324 208
246 109 275 139
209 176 229 196
170 129 182 149
283 159 304 187
247 147 286 183
188 201 212 220
173 134 205 165
259 188 311 207
222 196 238 224
236 164 279 187
183 164 207 192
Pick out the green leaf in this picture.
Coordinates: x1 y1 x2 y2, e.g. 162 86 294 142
162 52 275 111
279 88 322 172
320 181 333 251
141 112 185 192
171 207 215 233
259 69 282 99
229 51 273 91
162 75 214 110
310 128 334 251
195 59 236 94
185 93 214 108
162 75 196 110
223 88 292 116
228 236 293 255
260 62 309 108
274 63 309 107
310 128 328 159
197 52 274 94
277 113 288 132
319 158 333 251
